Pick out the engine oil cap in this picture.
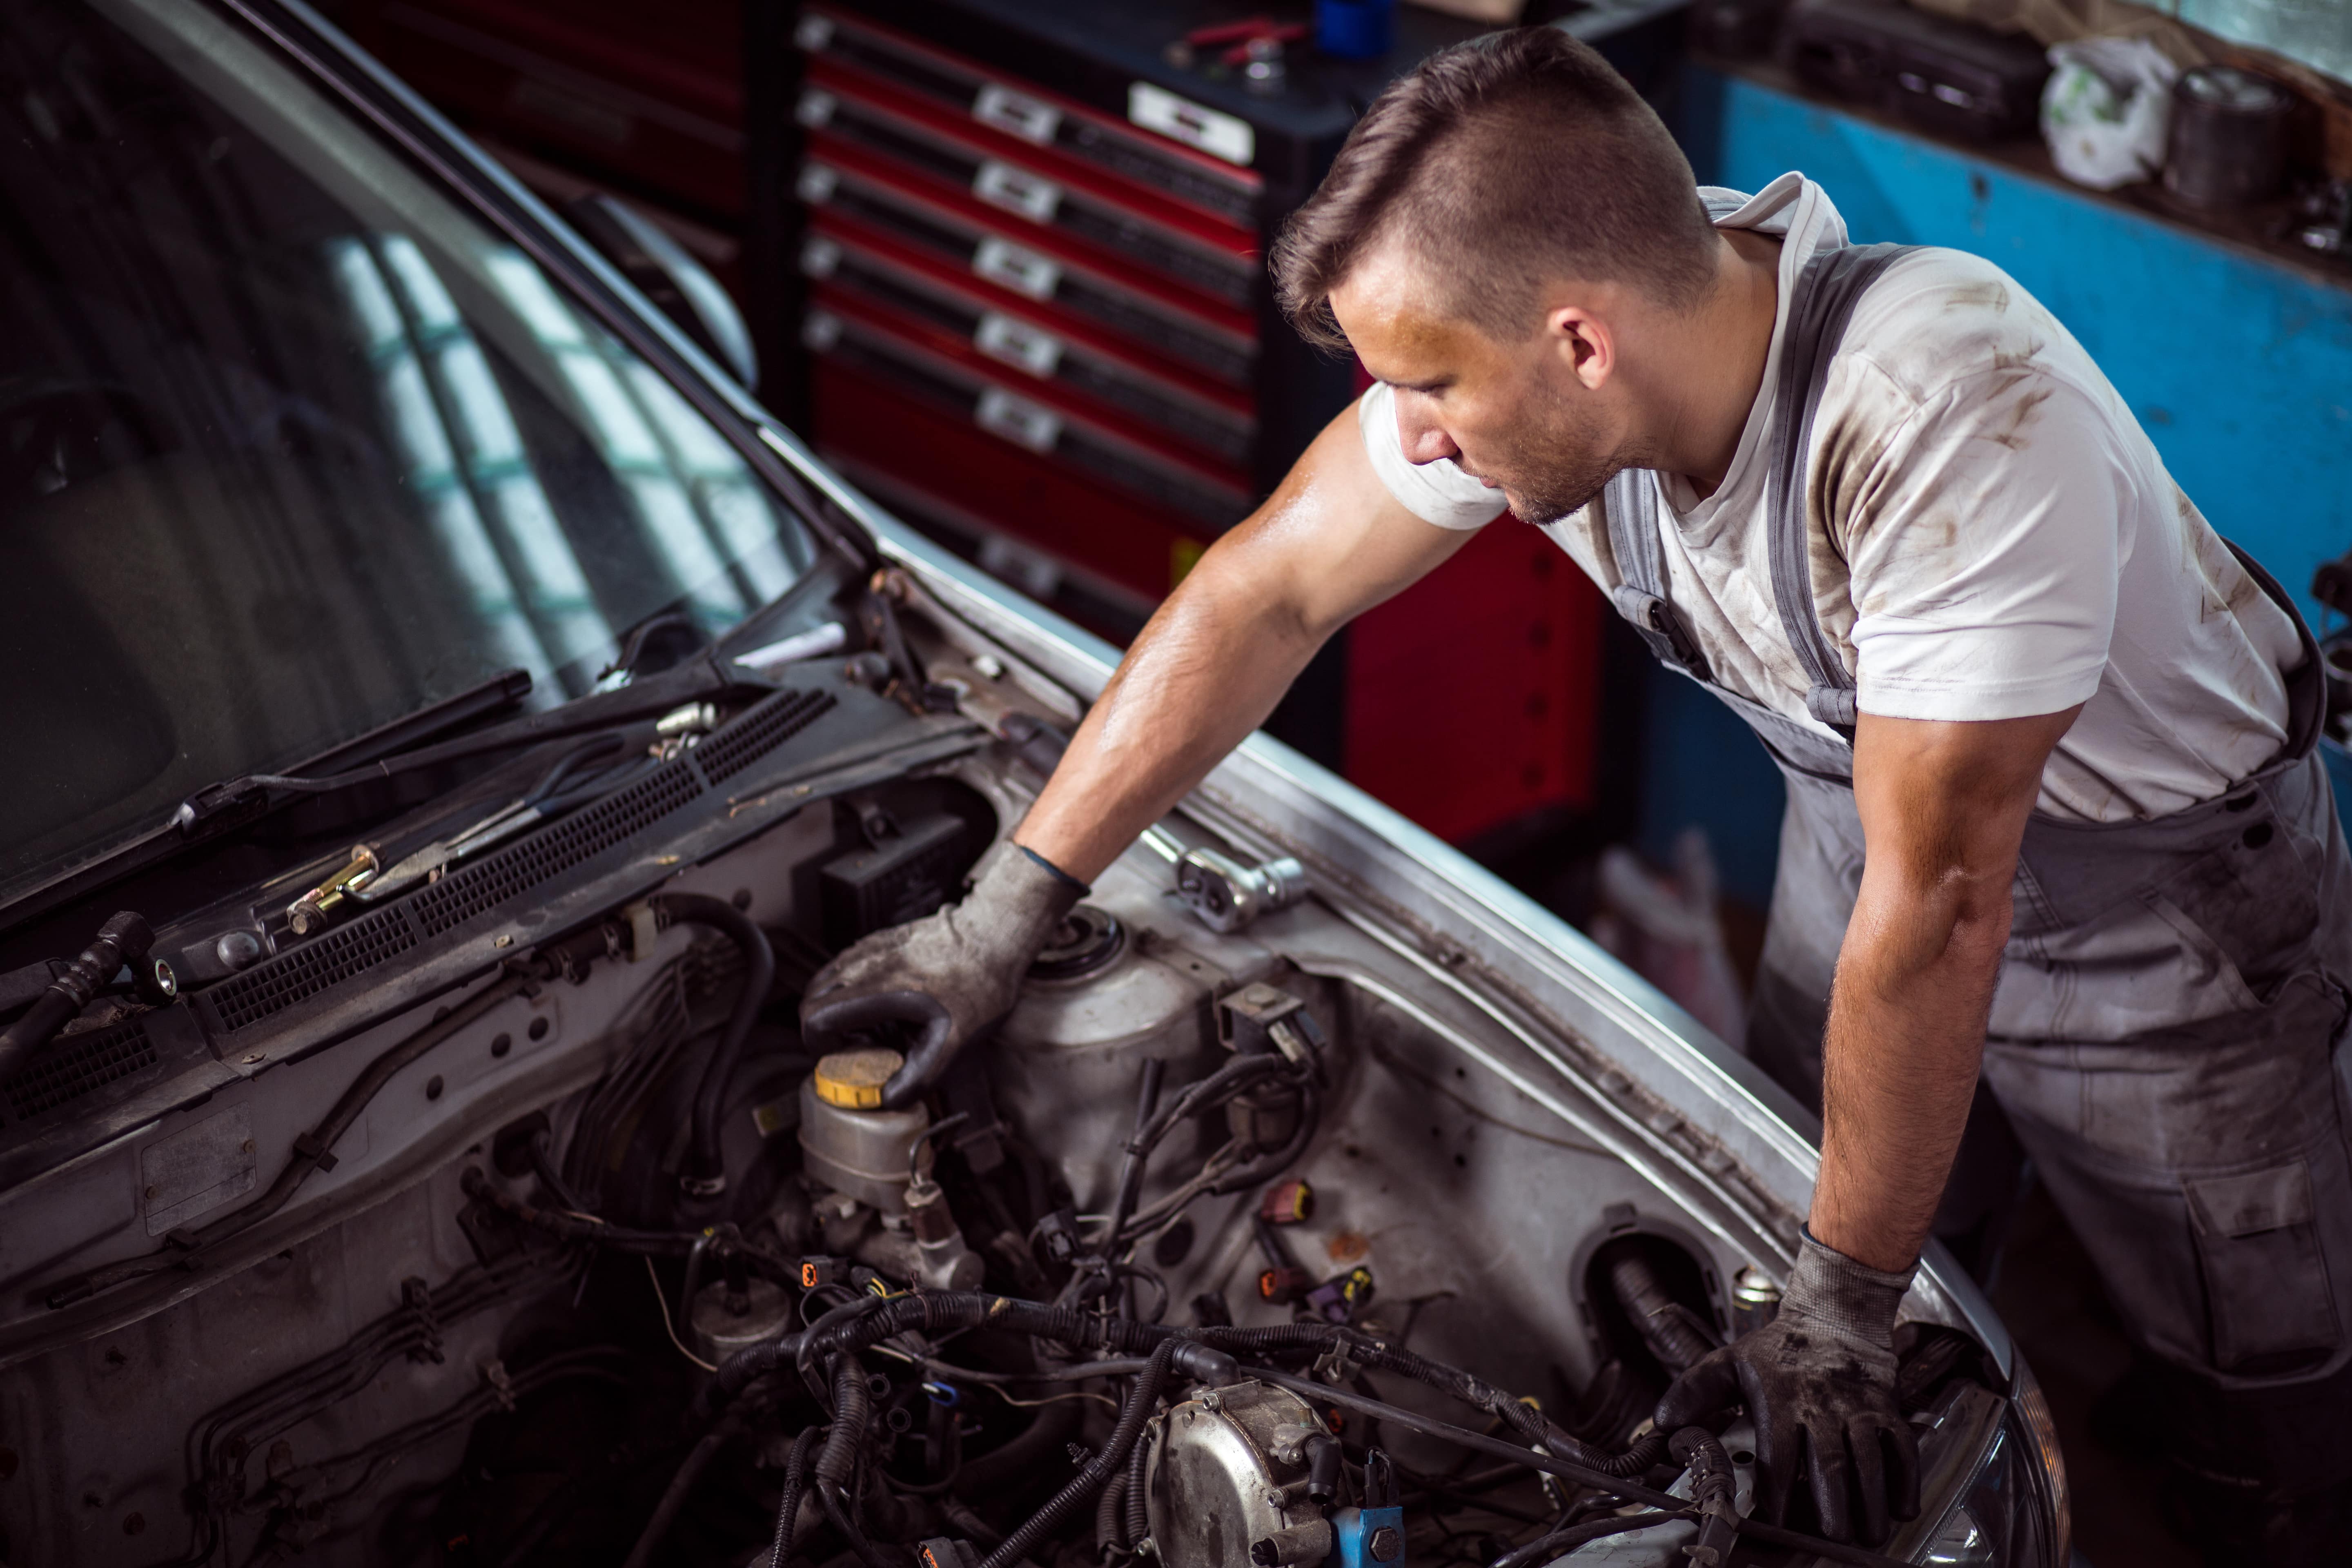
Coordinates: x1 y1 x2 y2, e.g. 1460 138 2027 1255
812 1048 904 1109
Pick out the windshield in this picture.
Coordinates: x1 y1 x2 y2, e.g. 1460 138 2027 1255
0 0 817 893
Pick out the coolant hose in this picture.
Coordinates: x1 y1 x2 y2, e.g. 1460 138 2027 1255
652 892 775 1196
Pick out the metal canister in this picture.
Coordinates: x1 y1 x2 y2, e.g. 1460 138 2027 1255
2164 66 2296 210
1731 1265 1782 1337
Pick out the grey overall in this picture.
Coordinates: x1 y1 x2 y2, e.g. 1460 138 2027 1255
1601 242 2352 1506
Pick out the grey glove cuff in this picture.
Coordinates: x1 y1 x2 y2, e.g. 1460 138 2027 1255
1015 843 1090 895
968 842 1087 957
1782 1226 1915 1352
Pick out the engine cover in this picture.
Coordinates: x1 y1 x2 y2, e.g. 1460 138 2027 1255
1147 1380 1334 1568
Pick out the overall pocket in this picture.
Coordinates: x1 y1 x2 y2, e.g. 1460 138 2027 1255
2183 1160 2341 1374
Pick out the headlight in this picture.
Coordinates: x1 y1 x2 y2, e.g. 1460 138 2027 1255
1904 1356 2070 1567
2008 1356 2071 1565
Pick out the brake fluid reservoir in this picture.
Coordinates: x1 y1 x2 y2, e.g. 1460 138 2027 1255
991 905 1219 1213
799 1048 929 1213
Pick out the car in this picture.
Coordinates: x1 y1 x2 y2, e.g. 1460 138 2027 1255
0 0 2066 1564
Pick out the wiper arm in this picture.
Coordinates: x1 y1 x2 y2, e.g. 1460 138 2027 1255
174 655 756 827
0 669 536 937
0 654 771 936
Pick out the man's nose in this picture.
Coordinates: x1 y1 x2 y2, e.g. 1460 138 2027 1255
1392 391 1463 467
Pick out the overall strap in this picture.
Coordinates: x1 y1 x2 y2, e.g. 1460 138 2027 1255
1603 468 1709 679
1764 242 1912 738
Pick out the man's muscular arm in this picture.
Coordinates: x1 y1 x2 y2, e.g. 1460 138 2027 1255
801 399 1473 1101
1016 402 1474 882
1812 703 2082 1269
1659 704 2078 1543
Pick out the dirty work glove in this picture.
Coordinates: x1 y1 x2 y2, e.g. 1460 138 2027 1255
800 844 1085 1107
1655 1227 1920 1546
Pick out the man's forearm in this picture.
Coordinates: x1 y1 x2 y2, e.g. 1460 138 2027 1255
1811 705 2078 1273
1808 886 2008 1272
1004 401 1472 884
1014 567 1326 882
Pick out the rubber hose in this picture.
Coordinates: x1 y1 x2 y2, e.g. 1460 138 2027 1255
1102 1060 1166 1250
459 1167 701 1254
976 1339 1179 1568
1610 1252 1719 1374
1201 1071 1323 1200
621 1421 735 1568
1094 1466 1129 1559
953 1395 1082 1497
1123 1428 1151 1547
942 1497 1004 1547
820 1471 903 1568
1488 1512 1683 1568
1127 1056 1292 1157
0 910 150 1086
653 891 776 1194
695 1330 806 1423
718 1291 1651 1475
772 1426 819 1568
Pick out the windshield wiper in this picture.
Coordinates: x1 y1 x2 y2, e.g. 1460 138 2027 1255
0 669 539 937
0 653 781 936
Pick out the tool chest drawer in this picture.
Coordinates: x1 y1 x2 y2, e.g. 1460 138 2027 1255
803 303 1251 532
793 7 1261 230
796 74 1258 308
800 227 1256 468
809 359 1216 606
795 158 1258 387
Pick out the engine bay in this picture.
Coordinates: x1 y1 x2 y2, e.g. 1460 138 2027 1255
0 582 2034 1568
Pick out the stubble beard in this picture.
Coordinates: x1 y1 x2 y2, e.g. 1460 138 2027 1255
1486 399 1625 526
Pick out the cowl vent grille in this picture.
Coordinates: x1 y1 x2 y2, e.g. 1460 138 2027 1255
200 685 842 1033
7 1020 156 1120
409 758 702 935
696 688 837 782
210 914 418 1032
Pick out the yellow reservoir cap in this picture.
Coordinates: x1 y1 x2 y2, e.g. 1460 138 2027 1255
812 1049 905 1109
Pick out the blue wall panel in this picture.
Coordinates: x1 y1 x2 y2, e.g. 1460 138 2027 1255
1641 67 2352 907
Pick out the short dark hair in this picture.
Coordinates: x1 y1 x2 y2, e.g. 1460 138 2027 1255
1272 27 1717 352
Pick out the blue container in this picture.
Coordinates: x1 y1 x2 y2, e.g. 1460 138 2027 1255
1317 0 1395 60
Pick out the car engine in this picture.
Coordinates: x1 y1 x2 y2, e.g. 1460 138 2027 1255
0 586 2034 1568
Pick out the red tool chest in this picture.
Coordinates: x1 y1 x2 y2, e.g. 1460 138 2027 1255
768 0 1606 842
361 0 1614 846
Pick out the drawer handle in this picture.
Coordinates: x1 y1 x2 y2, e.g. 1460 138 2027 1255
972 236 1061 301
976 312 1063 377
976 386 1062 454
973 83 1062 147
795 87 838 130
973 159 1062 223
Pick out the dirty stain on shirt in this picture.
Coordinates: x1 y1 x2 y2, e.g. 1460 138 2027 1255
1358 172 2301 824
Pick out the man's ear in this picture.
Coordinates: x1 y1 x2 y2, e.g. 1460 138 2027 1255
1548 305 1614 392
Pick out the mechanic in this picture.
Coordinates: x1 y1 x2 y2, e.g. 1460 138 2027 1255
803 27 2352 1563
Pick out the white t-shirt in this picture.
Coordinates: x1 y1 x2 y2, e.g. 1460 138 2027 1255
1359 172 2303 824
